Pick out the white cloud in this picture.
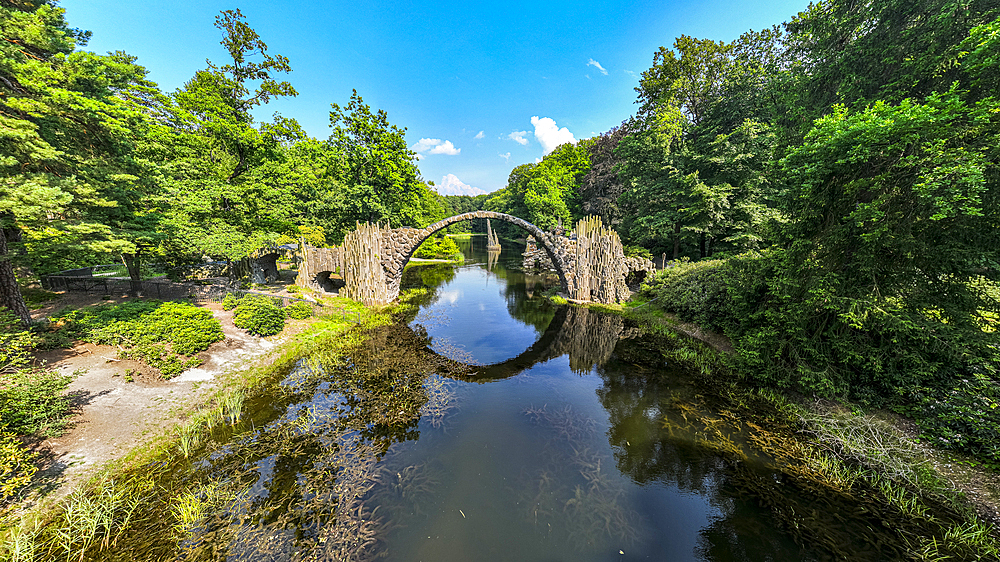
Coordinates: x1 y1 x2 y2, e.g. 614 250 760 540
530 116 577 155
474 130 484 139
508 130 529 145
587 58 608 75
535 157 542 163
436 174 487 196
499 152 511 162
429 140 460 155
624 69 637 78
411 138 460 156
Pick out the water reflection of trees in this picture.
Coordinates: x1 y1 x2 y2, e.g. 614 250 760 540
594 330 926 560
595 338 812 561
173 324 466 561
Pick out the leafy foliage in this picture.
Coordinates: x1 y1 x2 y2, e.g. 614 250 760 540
0 307 73 438
283 301 312 320
231 294 285 337
413 234 462 260
0 430 38 502
904 374 1000 468
52 301 223 377
484 142 591 234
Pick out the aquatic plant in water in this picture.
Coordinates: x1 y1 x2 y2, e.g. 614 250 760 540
517 404 642 550
419 374 459 430
221 389 245 426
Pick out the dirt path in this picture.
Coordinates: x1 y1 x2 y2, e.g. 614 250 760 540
27 296 280 499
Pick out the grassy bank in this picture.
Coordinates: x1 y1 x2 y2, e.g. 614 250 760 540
560 295 1000 559
0 293 404 562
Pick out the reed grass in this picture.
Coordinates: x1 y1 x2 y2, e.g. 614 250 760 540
47 475 151 561
0 518 42 562
177 422 202 458
221 389 245 426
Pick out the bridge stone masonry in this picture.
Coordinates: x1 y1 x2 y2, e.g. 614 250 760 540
295 211 653 307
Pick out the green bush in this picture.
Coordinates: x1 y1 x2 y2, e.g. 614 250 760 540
623 245 652 260
284 301 312 320
0 369 73 437
414 234 462 260
0 430 38 502
0 307 74 437
233 295 285 337
221 293 241 311
903 374 1000 469
52 300 223 378
641 258 731 331
20 287 59 310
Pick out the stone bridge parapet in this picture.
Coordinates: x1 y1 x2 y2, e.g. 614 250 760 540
297 212 653 306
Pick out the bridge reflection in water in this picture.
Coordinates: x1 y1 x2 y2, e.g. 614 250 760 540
430 305 636 381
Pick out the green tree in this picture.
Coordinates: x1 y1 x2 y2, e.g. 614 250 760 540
325 90 443 238
170 8 301 263
637 34 734 140
743 89 1000 396
0 1 160 320
782 0 1000 130
485 142 590 233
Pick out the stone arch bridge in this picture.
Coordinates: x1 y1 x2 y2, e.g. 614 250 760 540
296 211 652 306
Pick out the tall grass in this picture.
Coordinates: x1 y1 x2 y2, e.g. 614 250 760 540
49 476 152 561
220 389 244 426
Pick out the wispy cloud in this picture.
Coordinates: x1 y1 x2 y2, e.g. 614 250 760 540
436 174 487 196
531 116 577 155
411 138 461 156
474 130 484 139
624 69 637 78
508 130 529 146
499 152 511 162
587 58 608 75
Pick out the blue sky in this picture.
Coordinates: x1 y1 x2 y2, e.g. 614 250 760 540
60 0 810 195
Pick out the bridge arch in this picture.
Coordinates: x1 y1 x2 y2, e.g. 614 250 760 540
382 211 571 298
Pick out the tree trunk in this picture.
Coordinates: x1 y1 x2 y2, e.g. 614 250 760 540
672 222 681 259
123 251 143 297
0 219 32 326
699 232 706 258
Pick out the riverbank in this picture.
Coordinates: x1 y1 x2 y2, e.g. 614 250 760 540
565 295 1000 556
0 292 388 560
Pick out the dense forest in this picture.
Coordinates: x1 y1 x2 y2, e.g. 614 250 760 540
0 2 455 326
2 0 1000 467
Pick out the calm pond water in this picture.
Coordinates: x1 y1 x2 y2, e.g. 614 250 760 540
150 236 859 561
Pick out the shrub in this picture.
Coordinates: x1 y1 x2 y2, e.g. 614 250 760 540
0 307 73 437
221 293 241 311
623 245 652 260
284 301 312 320
52 300 223 378
414 235 462 260
0 430 38 502
20 287 59 310
233 295 285 337
0 369 73 436
903 374 1000 469
641 258 732 331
